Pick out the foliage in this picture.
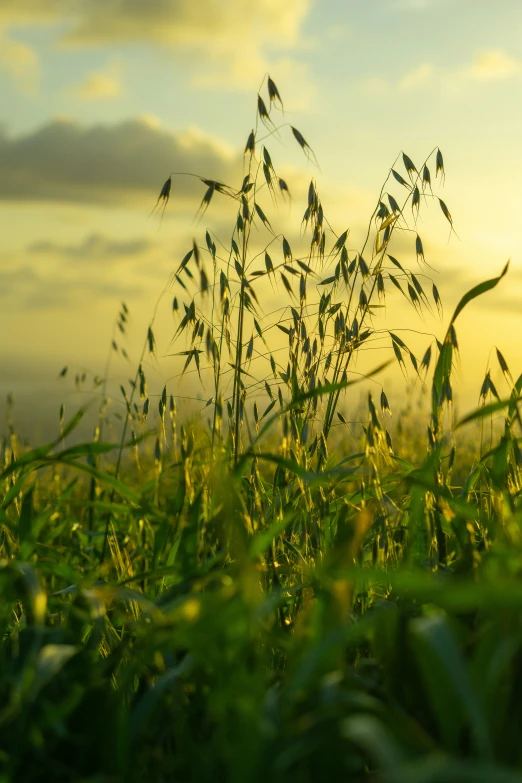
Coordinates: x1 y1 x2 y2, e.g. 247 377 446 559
1 77 521 783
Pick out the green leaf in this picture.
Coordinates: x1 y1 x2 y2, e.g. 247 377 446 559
409 614 492 759
18 487 34 542
290 361 392 407
450 261 509 326
1 408 88 478
456 397 522 428
433 264 509 416
249 514 295 557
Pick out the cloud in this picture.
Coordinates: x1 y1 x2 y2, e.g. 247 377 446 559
398 62 434 91
0 264 142 309
192 53 312 106
0 117 241 205
433 49 522 94
70 62 123 100
0 266 39 296
0 0 63 24
362 48 521 98
0 0 311 91
0 35 40 91
360 63 435 96
28 233 152 261
467 50 521 81
62 0 309 66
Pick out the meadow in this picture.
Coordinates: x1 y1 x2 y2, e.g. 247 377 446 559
2 77 522 782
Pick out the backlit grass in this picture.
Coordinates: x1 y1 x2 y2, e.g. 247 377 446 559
1 77 521 783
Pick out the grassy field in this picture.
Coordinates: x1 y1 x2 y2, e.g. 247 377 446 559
2 78 522 783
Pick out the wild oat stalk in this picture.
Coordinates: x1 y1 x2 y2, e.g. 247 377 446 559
151 78 452 484
2 75 522 783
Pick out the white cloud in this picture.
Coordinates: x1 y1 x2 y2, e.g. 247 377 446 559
361 49 521 98
467 50 521 81
0 0 63 25
360 63 435 95
0 35 40 92
63 0 309 50
70 63 123 100
192 54 314 109
0 0 312 92
175 126 235 162
398 62 435 91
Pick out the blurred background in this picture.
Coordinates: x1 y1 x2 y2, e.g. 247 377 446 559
1 0 521 439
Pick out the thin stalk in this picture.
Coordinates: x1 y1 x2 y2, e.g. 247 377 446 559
319 149 438 460
100 268 182 565
232 225 248 464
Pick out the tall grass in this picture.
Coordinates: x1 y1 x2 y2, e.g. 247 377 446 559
1 77 521 783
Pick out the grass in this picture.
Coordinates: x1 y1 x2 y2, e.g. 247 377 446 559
2 76 522 782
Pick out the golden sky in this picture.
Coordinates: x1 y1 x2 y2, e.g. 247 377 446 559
1 0 521 435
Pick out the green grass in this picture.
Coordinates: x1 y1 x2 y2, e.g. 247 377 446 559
2 76 522 783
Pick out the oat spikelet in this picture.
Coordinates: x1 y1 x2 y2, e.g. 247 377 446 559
149 176 171 227
267 76 284 110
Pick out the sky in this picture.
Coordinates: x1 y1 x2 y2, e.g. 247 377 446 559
1 0 521 438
